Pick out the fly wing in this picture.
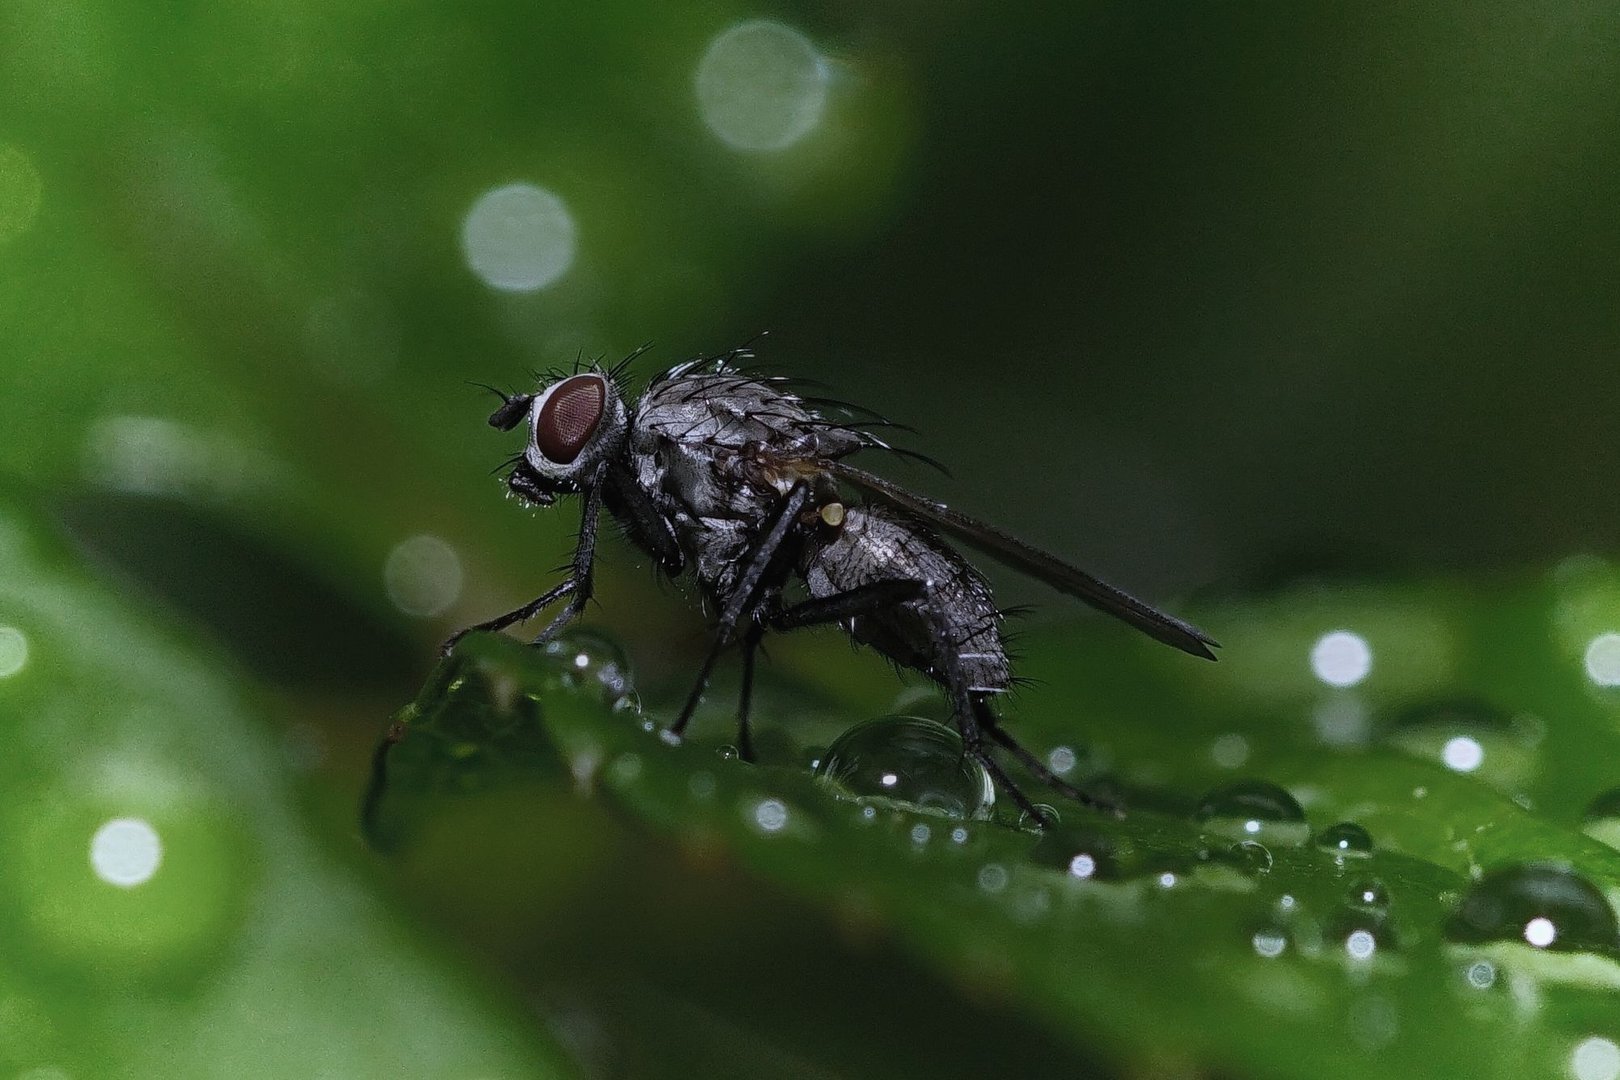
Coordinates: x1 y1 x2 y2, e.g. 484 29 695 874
825 461 1219 660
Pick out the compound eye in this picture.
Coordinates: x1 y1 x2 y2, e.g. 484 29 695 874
535 375 606 464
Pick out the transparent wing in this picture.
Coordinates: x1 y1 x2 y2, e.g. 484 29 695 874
825 461 1219 660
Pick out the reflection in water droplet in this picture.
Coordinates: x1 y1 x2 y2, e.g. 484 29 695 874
1315 821 1373 858
89 817 162 888
0 624 28 677
1195 779 1309 846
540 628 637 710
1446 862 1620 955
751 798 788 833
384 534 463 617
1585 633 1620 688
1069 853 1097 879
461 182 577 292
1311 630 1372 688
815 715 994 819
694 20 828 152
1441 735 1484 772
1572 1036 1620 1080
1157 872 1178 889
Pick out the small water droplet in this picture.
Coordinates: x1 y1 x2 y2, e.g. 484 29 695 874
1381 697 1536 794
1030 825 1124 881
1445 862 1620 955
717 744 741 762
540 629 637 710
950 826 970 845
1463 959 1497 989
1344 929 1377 960
815 715 995 819
1018 803 1060 830
1195 779 1309 846
1346 876 1391 916
1252 925 1288 958
1315 821 1374 859
1225 840 1274 875
909 823 932 846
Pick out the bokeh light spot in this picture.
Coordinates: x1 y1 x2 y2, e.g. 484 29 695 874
1573 1037 1620 1080
89 817 162 888
694 20 828 151
461 182 576 292
384 535 463 618
1584 633 1620 687
1441 735 1484 773
1311 630 1372 688
0 625 28 677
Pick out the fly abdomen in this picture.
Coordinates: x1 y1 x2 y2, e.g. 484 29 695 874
799 502 1011 693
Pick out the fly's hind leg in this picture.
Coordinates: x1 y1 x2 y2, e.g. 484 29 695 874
973 698 1124 818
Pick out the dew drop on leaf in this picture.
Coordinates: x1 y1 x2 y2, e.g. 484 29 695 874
1314 821 1374 859
539 628 637 711
1345 876 1391 916
1195 779 1309 846
814 715 995 820
1444 862 1620 955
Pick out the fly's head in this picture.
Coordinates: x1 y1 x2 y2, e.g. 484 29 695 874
490 371 630 505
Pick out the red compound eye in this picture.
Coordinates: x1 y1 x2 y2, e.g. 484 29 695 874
536 375 606 464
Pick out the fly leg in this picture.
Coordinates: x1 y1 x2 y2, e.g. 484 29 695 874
975 699 1124 817
735 622 764 761
667 481 813 744
440 465 607 657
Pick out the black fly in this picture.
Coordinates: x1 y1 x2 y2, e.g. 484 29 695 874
444 344 1218 821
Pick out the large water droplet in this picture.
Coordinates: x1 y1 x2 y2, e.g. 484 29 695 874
1315 821 1374 859
815 715 994 820
1380 697 1539 794
1195 780 1309 846
1346 876 1391 916
539 628 637 711
1445 863 1620 955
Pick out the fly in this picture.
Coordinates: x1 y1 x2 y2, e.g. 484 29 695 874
443 343 1218 821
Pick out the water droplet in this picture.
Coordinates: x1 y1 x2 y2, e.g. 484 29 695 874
1251 925 1288 958
1031 825 1120 880
1315 821 1374 859
1225 840 1274 875
1195 779 1309 846
1018 803 1060 830
717 744 740 761
1311 630 1372 687
461 182 576 291
815 715 994 819
1445 862 1620 955
909 823 931 846
1344 929 1377 960
384 534 463 617
1572 1036 1620 1080
0 624 28 677
1346 876 1390 915
694 20 828 152
540 628 636 710
1046 745 1078 775
1381 697 1537 794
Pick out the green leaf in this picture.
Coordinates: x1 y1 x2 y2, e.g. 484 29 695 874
0 487 574 1079
373 564 1620 1079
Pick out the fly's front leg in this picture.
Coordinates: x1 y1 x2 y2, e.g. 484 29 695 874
605 462 684 575
667 480 813 741
440 464 607 656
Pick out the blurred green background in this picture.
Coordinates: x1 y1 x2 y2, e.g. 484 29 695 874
4 2 1620 1078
